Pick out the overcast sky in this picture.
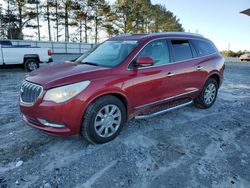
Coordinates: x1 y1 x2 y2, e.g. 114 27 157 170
108 0 250 51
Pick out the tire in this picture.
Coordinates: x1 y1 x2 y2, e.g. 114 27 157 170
24 58 39 72
194 78 218 109
81 95 126 144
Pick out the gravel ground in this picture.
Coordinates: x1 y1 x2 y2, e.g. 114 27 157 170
0 59 250 188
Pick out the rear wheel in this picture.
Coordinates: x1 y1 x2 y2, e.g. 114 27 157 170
81 95 126 144
194 78 218 109
24 58 39 72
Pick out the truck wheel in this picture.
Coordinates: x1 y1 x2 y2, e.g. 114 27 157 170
24 59 39 72
81 95 126 144
194 78 218 109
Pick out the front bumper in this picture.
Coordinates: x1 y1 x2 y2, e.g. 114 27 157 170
19 93 88 136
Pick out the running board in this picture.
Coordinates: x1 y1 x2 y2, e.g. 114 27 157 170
135 100 193 120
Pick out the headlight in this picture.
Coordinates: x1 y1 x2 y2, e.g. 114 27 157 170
44 80 90 103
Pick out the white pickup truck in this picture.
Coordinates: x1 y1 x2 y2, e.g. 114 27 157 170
0 40 53 71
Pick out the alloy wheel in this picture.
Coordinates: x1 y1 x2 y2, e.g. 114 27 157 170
94 104 122 138
204 83 216 105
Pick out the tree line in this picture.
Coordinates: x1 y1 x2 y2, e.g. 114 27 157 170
220 50 250 57
0 0 184 43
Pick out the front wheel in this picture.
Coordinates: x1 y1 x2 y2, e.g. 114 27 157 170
194 78 218 109
81 95 126 144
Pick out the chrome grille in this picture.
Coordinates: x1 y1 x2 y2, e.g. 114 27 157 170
20 81 43 104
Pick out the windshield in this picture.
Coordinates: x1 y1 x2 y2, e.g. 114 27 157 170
76 40 138 67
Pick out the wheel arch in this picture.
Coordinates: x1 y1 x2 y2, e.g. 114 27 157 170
84 91 130 122
23 54 40 64
207 72 221 87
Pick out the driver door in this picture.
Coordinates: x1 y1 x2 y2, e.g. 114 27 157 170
125 39 174 109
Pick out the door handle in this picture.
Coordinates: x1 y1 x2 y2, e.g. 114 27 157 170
166 72 175 77
197 66 203 70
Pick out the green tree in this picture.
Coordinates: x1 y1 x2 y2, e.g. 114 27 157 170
129 0 151 33
49 0 64 41
89 0 110 43
1 0 37 39
0 4 6 38
41 0 54 41
63 0 71 42
74 0 93 43
27 0 42 40
113 0 134 33
53 0 76 42
40 0 62 41
102 7 119 37
149 4 183 33
113 0 183 34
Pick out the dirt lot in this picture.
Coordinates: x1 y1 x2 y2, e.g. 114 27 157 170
0 60 250 188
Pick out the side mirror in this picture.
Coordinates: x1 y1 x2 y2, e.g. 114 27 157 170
135 56 154 67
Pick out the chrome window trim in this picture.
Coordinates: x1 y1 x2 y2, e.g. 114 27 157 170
127 36 218 70
20 81 44 106
135 89 199 109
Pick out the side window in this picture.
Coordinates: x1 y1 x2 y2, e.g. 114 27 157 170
192 40 217 56
0 40 12 46
137 40 170 66
171 40 193 61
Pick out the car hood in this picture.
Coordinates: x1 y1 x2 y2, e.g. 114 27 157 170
26 62 111 89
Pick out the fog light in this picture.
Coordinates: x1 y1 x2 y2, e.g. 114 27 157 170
38 118 65 128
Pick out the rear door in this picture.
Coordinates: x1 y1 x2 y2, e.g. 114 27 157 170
190 39 218 87
167 39 204 95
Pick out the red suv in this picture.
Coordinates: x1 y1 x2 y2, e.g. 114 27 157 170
19 32 225 143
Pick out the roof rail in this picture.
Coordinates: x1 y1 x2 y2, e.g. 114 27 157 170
111 32 204 39
150 32 204 37
114 33 147 37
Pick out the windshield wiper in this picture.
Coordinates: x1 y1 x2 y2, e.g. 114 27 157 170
81 62 99 66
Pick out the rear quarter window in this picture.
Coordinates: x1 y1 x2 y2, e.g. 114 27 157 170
192 40 217 56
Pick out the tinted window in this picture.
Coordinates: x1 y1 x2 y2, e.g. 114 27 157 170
137 40 170 66
171 40 193 61
0 40 12 46
192 40 216 56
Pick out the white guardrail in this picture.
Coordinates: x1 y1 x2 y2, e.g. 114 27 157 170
9 40 95 54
